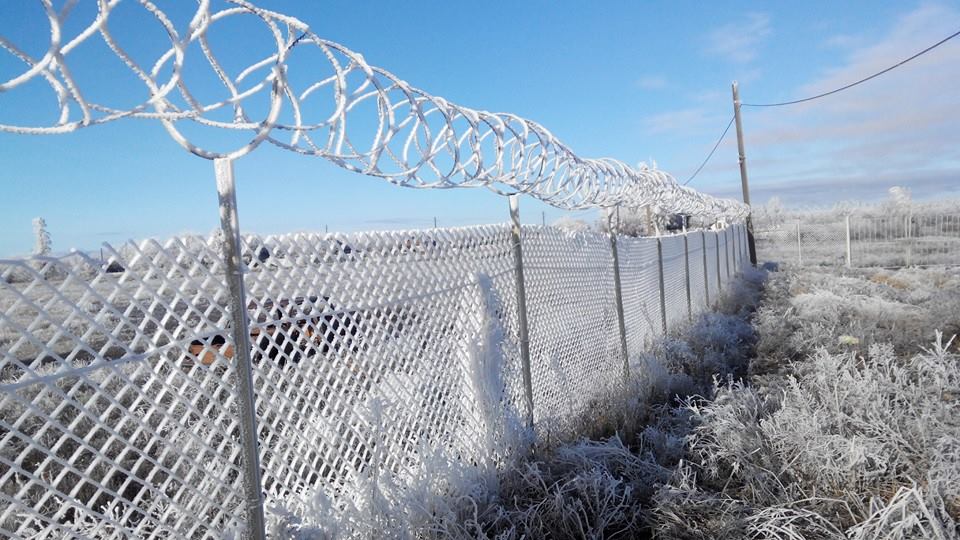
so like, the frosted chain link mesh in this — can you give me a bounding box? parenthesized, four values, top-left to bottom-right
(0, 223, 746, 538)
(686, 232, 709, 316)
(720, 228, 732, 285)
(755, 226, 801, 266)
(237, 226, 526, 517)
(0, 237, 249, 538)
(659, 236, 689, 331)
(705, 232, 721, 301)
(797, 223, 846, 266)
(755, 222, 846, 266)
(618, 236, 661, 359)
(519, 227, 620, 433)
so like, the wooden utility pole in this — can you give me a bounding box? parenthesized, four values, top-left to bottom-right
(732, 81, 757, 265)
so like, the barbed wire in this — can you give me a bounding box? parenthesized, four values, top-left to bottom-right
(0, 0, 748, 220)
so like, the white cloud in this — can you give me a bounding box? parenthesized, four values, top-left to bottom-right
(822, 33, 864, 49)
(642, 108, 716, 134)
(635, 75, 667, 90)
(738, 4, 960, 204)
(705, 13, 772, 63)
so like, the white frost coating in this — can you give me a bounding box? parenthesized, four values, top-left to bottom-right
(463, 273, 528, 466)
(0, 221, 751, 538)
(31, 217, 51, 256)
(273, 273, 530, 535)
(0, 1, 748, 220)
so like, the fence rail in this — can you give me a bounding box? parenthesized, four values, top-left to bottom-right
(755, 214, 960, 268)
(0, 221, 747, 539)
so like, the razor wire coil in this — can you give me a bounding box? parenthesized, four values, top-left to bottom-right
(0, 0, 749, 220)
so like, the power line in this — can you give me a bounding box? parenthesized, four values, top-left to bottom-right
(684, 27, 960, 187)
(742, 28, 960, 107)
(684, 115, 735, 185)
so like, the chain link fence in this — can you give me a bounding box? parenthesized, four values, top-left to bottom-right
(1, 222, 747, 538)
(0, 2, 756, 535)
(755, 214, 960, 268)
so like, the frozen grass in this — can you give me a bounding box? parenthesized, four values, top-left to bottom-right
(650, 265, 960, 539)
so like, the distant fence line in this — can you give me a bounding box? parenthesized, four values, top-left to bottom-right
(0, 221, 747, 539)
(755, 214, 960, 268)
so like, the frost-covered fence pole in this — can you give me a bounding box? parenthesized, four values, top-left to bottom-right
(733, 225, 743, 272)
(702, 231, 711, 306)
(737, 224, 743, 270)
(656, 236, 668, 335)
(715, 233, 723, 293)
(906, 210, 914, 266)
(724, 228, 731, 279)
(731, 227, 737, 271)
(731, 225, 738, 271)
(32, 217, 52, 256)
(845, 215, 852, 268)
(508, 195, 535, 431)
(797, 221, 803, 266)
(683, 234, 692, 322)
(607, 207, 631, 381)
(214, 159, 267, 540)
(742, 224, 749, 264)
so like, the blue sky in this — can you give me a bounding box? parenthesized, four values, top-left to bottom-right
(1, 1, 959, 256)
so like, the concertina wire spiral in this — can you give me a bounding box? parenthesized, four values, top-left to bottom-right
(0, 0, 749, 221)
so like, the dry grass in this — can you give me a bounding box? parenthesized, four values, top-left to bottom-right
(650, 266, 960, 539)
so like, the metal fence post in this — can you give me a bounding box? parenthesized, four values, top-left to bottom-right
(742, 223, 749, 264)
(607, 208, 631, 382)
(845, 215, 852, 268)
(740, 224, 746, 268)
(732, 225, 739, 271)
(656, 236, 668, 335)
(732, 227, 738, 271)
(906, 211, 914, 266)
(702, 231, 710, 307)
(509, 195, 536, 431)
(715, 232, 723, 293)
(797, 221, 803, 266)
(683, 234, 692, 322)
(724, 228, 731, 279)
(214, 159, 267, 540)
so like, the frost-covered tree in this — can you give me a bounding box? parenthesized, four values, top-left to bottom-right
(597, 205, 662, 237)
(754, 197, 785, 230)
(888, 186, 912, 208)
(881, 186, 914, 219)
(32, 217, 51, 256)
(552, 216, 593, 234)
